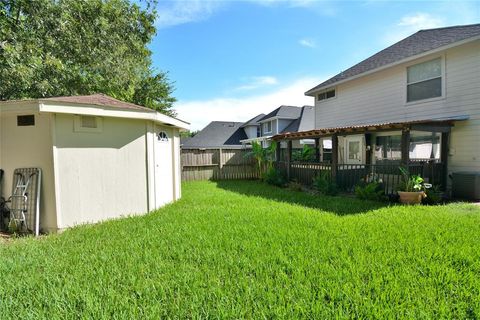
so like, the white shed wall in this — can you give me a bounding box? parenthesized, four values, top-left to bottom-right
(0, 111, 57, 231)
(54, 114, 149, 229)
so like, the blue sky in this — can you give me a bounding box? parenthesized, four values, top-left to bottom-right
(150, 0, 479, 130)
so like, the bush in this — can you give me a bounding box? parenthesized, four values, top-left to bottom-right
(313, 171, 338, 196)
(422, 185, 445, 205)
(355, 181, 387, 202)
(287, 180, 303, 192)
(264, 167, 287, 187)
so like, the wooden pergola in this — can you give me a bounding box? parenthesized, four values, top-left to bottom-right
(272, 116, 469, 187)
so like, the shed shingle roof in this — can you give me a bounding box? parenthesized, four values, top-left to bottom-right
(181, 121, 248, 148)
(41, 93, 155, 112)
(306, 23, 480, 95)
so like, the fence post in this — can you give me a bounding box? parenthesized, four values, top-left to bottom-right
(218, 148, 223, 179)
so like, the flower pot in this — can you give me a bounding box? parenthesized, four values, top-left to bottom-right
(398, 191, 426, 204)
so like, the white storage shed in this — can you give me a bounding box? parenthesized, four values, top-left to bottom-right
(0, 94, 189, 233)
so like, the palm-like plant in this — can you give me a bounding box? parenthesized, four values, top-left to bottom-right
(245, 141, 277, 179)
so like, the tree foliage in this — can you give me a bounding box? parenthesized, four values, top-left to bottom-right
(0, 0, 176, 115)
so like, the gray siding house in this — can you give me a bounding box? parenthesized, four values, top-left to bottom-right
(273, 23, 480, 191)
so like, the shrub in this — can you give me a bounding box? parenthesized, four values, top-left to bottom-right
(355, 181, 387, 202)
(313, 171, 338, 196)
(292, 145, 315, 162)
(264, 167, 287, 187)
(287, 180, 303, 192)
(422, 185, 445, 205)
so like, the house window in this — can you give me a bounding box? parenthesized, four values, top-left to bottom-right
(263, 121, 272, 134)
(74, 115, 103, 133)
(17, 115, 35, 126)
(256, 126, 261, 137)
(407, 58, 442, 102)
(375, 136, 401, 162)
(317, 88, 336, 101)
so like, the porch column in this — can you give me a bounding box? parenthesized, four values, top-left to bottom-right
(286, 140, 293, 180)
(440, 132, 450, 189)
(401, 127, 410, 167)
(331, 133, 338, 180)
(314, 138, 320, 162)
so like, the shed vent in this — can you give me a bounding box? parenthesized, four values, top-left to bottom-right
(452, 172, 480, 200)
(81, 116, 97, 128)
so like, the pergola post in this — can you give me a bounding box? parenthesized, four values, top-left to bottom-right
(314, 138, 320, 162)
(401, 127, 410, 167)
(286, 140, 292, 180)
(365, 133, 372, 166)
(440, 132, 450, 189)
(331, 133, 338, 181)
(275, 140, 281, 162)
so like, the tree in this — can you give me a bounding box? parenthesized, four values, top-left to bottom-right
(0, 0, 176, 116)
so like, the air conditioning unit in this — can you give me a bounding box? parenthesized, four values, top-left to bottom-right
(452, 172, 480, 200)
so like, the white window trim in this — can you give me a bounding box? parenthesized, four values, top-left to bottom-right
(74, 115, 103, 133)
(317, 87, 337, 103)
(263, 121, 272, 134)
(405, 55, 446, 106)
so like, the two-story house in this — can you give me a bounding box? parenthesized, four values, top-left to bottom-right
(240, 105, 317, 149)
(273, 23, 480, 191)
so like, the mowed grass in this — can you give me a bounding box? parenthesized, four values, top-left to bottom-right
(1, 180, 480, 319)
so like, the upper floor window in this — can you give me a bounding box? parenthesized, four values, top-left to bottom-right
(407, 58, 442, 102)
(317, 88, 336, 101)
(263, 121, 272, 134)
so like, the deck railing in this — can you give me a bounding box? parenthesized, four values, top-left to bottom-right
(277, 161, 445, 195)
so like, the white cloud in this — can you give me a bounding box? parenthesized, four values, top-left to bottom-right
(234, 76, 278, 91)
(397, 13, 444, 29)
(156, 1, 224, 29)
(175, 77, 323, 130)
(383, 12, 445, 45)
(299, 38, 316, 48)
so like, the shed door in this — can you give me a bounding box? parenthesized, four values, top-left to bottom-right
(345, 136, 363, 164)
(154, 126, 174, 207)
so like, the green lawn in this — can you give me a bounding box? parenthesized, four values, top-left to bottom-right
(1, 180, 480, 318)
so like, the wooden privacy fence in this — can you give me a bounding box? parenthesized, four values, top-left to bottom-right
(181, 148, 259, 181)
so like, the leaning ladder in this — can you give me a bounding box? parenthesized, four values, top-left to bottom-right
(8, 168, 41, 236)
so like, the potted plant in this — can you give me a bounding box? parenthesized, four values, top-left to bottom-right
(397, 167, 430, 204)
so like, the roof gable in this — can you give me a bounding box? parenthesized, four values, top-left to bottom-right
(306, 23, 480, 95)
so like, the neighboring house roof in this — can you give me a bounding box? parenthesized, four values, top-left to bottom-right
(241, 113, 266, 127)
(0, 93, 189, 129)
(259, 105, 302, 122)
(181, 121, 248, 149)
(281, 106, 314, 133)
(306, 23, 480, 95)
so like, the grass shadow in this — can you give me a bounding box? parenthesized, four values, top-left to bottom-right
(214, 180, 389, 216)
